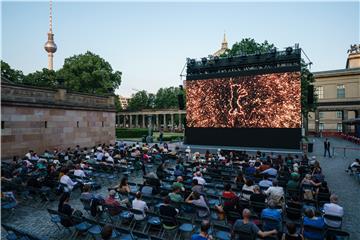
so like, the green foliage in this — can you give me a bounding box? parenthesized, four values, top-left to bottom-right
(221, 38, 274, 56)
(58, 51, 121, 94)
(1, 60, 24, 83)
(23, 68, 57, 88)
(127, 90, 153, 111)
(114, 97, 122, 112)
(154, 87, 184, 109)
(301, 60, 317, 115)
(116, 128, 148, 138)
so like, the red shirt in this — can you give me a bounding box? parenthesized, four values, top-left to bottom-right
(223, 191, 237, 207)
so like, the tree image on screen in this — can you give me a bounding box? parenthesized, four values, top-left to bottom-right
(186, 72, 301, 128)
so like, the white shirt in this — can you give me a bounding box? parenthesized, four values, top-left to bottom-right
(323, 203, 344, 228)
(74, 169, 86, 178)
(60, 175, 77, 192)
(193, 176, 206, 185)
(132, 199, 148, 220)
(106, 156, 114, 163)
(96, 152, 104, 161)
(264, 186, 284, 204)
(25, 153, 31, 160)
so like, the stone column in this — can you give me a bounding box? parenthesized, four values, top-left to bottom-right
(163, 114, 167, 130)
(129, 115, 133, 128)
(156, 114, 159, 130)
(123, 115, 126, 128)
(142, 114, 146, 128)
(315, 110, 320, 136)
(170, 113, 174, 131)
(134, 115, 138, 128)
(178, 113, 182, 131)
(355, 110, 360, 137)
(342, 110, 349, 134)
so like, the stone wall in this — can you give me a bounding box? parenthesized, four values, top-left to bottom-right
(1, 81, 116, 159)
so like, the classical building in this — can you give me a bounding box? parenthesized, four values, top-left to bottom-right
(308, 44, 360, 136)
(1, 79, 116, 159)
(118, 95, 130, 109)
(116, 109, 186, 131)
(213, 33, 228, 57)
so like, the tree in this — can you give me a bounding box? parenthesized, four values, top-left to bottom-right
(221, 38, 274, 56)
(23, 68, 57, 88)
(114, 97, 122, 112)
(127, 90, 152, 111)
(57, 51, 122, 94)
(154, 87, 184, 109)
(1, 60, 24, 83)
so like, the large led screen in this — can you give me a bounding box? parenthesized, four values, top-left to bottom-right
(186, 72, 301, 128)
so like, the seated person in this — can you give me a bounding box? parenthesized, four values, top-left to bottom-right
(323, 194, 344, 228)
(232, 208, 277, 239)
(114, 177, 131, 195)
(264, 179, 284, 207)
(191, 220, 213, 240)
(282, 222, 304, 240)
(58, 192, 76, 227)
(191, 179, 204, 195)
(168, 186, 183, 202)
(105, 190, 127, 215)
(215, 183, 238, 213)
(302, 208, 325, 240)
(144, 172, 161, 194)
(193, 171, 206, 185)
(261, 200, 282, 231)
(132, 191, 148, 221)
(174, 165, 183, 177)
(347, 158, 360, 174)
(101, 224, 113, 240)
(74, 164, 86, 178)
(60, 169, 78, 192)
(172, 176, 185, 192)
(250, 185, 266, 214)
(259, 174, 272, 189)
(159, 196, 179, 229)
(242, 179, 255, 200)
(260, 165, 278, 177)
(287, 172, 300, 191)
(186, 191, 210, 218)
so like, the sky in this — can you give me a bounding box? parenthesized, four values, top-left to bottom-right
(1, 1, 359, 97)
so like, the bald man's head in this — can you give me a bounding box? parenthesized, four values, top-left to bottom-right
(242, 208, 251, 219)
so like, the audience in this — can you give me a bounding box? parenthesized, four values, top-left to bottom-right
(264, 179, 284, 207)
(302, 208, 325, 240)
(186, 191, 210, 218)
(191, 220, 213, 240)
(159, 196, 179, 229)
(132, 191, 148, 221)
(282, 222, 303, 240)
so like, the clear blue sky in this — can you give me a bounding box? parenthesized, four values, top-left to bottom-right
(2, 1, 359, 97)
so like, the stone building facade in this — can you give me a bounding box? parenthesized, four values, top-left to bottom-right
(308, 45, 360, 135)
(1, 80, 116, 159)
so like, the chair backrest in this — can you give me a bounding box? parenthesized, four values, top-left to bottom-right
(303, 224, 325, 239)
(326, 229, 350, 240)
(324, 214, 343, 227)
(285, 207, 302, 220)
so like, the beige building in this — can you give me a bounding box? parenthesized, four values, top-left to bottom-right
(213, 33, 228, 57)
(308, 44, 360, 136)
(1, 79, 116, 159)
(118, 95, 130, 109)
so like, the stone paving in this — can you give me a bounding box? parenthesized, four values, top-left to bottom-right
(2, 137, 359, 239)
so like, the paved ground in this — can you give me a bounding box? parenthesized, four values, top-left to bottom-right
(2, 137, 359, 239)
(309, 136, 360, 239)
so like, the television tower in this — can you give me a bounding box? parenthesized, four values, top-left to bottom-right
(44, 0, 57, 70)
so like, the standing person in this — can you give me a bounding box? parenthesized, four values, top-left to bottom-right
(323, 138, 331, 158)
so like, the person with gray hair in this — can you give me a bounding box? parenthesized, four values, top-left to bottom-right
(323, 194, 344, 228)
(264, 179, 284, 207)
(232, 208, 277, 239)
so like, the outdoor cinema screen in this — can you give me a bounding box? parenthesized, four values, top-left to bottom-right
(186, 72, 301, 128)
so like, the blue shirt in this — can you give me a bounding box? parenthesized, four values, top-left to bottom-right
(259, 179, 273, 188)
(261, 208, 282, 231)
(191, 234, 208, 240)
(261, 168, 277, 176)
(303, 217, 324, 240)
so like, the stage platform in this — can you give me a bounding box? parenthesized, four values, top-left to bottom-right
(117, 140, 303, 155)
(178, 143, 303, 155)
